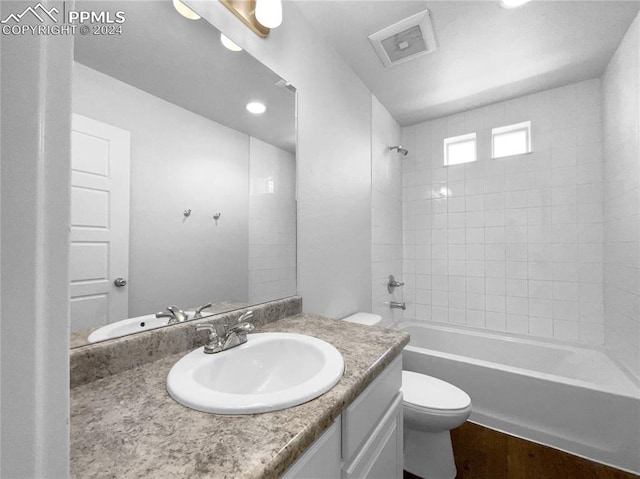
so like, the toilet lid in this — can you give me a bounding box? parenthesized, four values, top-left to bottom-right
(342, 312, 381, 326)
(401, 371, 471, 411)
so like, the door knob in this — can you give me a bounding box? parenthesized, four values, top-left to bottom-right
(114, 277, 127, 287)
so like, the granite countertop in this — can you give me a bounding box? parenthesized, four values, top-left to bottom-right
(71, 314, 409, 479)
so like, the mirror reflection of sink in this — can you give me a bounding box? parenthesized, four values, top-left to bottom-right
(87, 312, 195, 343)
(166, 332, 344, 414)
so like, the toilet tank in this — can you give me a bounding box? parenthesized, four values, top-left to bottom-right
(342, 313, 382, 327)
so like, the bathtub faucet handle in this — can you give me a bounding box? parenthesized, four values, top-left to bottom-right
(387, 274, 405, 293)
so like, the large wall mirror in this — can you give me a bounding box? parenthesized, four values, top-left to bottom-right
(70, 1, 296, 348)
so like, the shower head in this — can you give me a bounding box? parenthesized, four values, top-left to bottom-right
(389, 145, 409, 156)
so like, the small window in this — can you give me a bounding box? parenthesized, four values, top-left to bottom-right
(444, 133, 476, 166)
(492, 121, 531, 159)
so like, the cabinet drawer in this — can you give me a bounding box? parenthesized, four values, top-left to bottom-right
(343, 392, 403, 479)
(342, 355, 402, 459)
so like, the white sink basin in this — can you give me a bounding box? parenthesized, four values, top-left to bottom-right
(87, 312, 195, 343)
(166, 332, 344, 414)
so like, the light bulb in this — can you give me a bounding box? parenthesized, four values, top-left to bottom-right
(246, 102, 267, 114)
(220, 33, 243, 52)
(173, 0, 200, 20)
(255, 0, 282, 29)
(499, 0, 532, 8)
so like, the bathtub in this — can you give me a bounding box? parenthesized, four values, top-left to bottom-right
(395, 320, 640, 474)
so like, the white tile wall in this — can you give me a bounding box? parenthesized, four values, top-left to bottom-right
(248, 137, 297, 304)
(402, 79, 606, 345)
(371, 96, 403, 327)
(602, 13, 640, 379)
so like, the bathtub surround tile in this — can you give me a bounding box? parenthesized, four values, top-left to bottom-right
(529, 316, 554, 338)
(579, 322, 605, 345)
(402, 79, 607, 346)
(603, 12, 640, 379)
(248, 138, 296, 305)
(70, 296, 302, 388)
(506, 314, 529, 334)
(450, 308, 467, 324)
(485, 312, 507, 331)
(432, 305, 449, 323)
(554, 319, 580, 342)
(466, 310, 485, 328)
(372, 96, 403, 327)
(529, 298, 553, 319)
(71, 314, 409, 479)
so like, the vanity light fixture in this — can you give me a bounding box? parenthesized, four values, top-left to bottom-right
(499, 0, 532, 8)
(246, 102, 267, 114)
(172, 0, 201, 20)
(220, 33, 243, 51)
(220, 0, 270, 38)
(255, 0, 282, 29)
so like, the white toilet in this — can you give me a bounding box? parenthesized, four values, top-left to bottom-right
(343, 313, 472, 479)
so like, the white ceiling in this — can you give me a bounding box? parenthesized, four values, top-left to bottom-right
(74, 1, 296, 152)
(295, 0, 640, 126)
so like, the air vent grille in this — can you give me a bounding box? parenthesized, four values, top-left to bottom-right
(369, 10, 437, 68)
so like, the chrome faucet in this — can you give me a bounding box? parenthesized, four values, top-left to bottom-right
(194, 302, 213, 319)
(387, 274, 405, 293)
(195, 310, 255, 354)
(195, 324, 223, 354)
(389, 301, 406, 310)
(156, 305, 188, 325)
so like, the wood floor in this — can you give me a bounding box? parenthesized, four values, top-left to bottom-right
(403, 422, 640, 479)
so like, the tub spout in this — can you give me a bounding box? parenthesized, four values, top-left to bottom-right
(389, 301, 406, 310)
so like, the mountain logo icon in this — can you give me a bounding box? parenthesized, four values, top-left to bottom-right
(1, 3, 59, 24)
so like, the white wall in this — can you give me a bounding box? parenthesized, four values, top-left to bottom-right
(0, 1, 71, 476)
(73, 63, 249, 321)
(1, 1, 380, 472)
(191, 1, 373, 318)
(602, 13, 640, 379)
(249, 137, 296, 304)
(402, 79, 606, 345)
(371, 96, 403, 327)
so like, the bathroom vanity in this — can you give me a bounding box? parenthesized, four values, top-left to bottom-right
(70, 302, 409, 478)
(282, 355, 403, 478)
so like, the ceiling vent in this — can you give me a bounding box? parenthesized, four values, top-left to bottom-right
(368, 10, 437, 68)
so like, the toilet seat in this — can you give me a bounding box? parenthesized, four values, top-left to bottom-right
(402, 371, 471, 413)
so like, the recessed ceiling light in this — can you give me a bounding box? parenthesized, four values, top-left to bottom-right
(499, 0, 532, 8)
(173, 0, 200, 20)
(246, 102, 267, 114)
(220, 33, 243, 52)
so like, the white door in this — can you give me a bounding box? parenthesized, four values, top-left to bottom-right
(70, 114, 130, 331)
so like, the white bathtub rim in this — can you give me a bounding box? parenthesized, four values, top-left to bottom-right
(395, 320, 640, 399)
(395, 318, 609, 356)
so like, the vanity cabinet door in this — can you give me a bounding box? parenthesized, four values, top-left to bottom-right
(282, 357, 403, 479)
(281, 420, 342, 479)
(342, 393, 403, 479)
(342, 356, 402, 459)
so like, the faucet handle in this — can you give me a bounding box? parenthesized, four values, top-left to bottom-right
(194, 302, 213, 319)
(196, 323, 217, 336)
(228, 322, 255, 334)
(196, 324, 221, 354)
(156, 310, 178, 325)
(236, 310, 254, 324)
(168, 305, 188, 322)
(387, 275, 405, 293)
